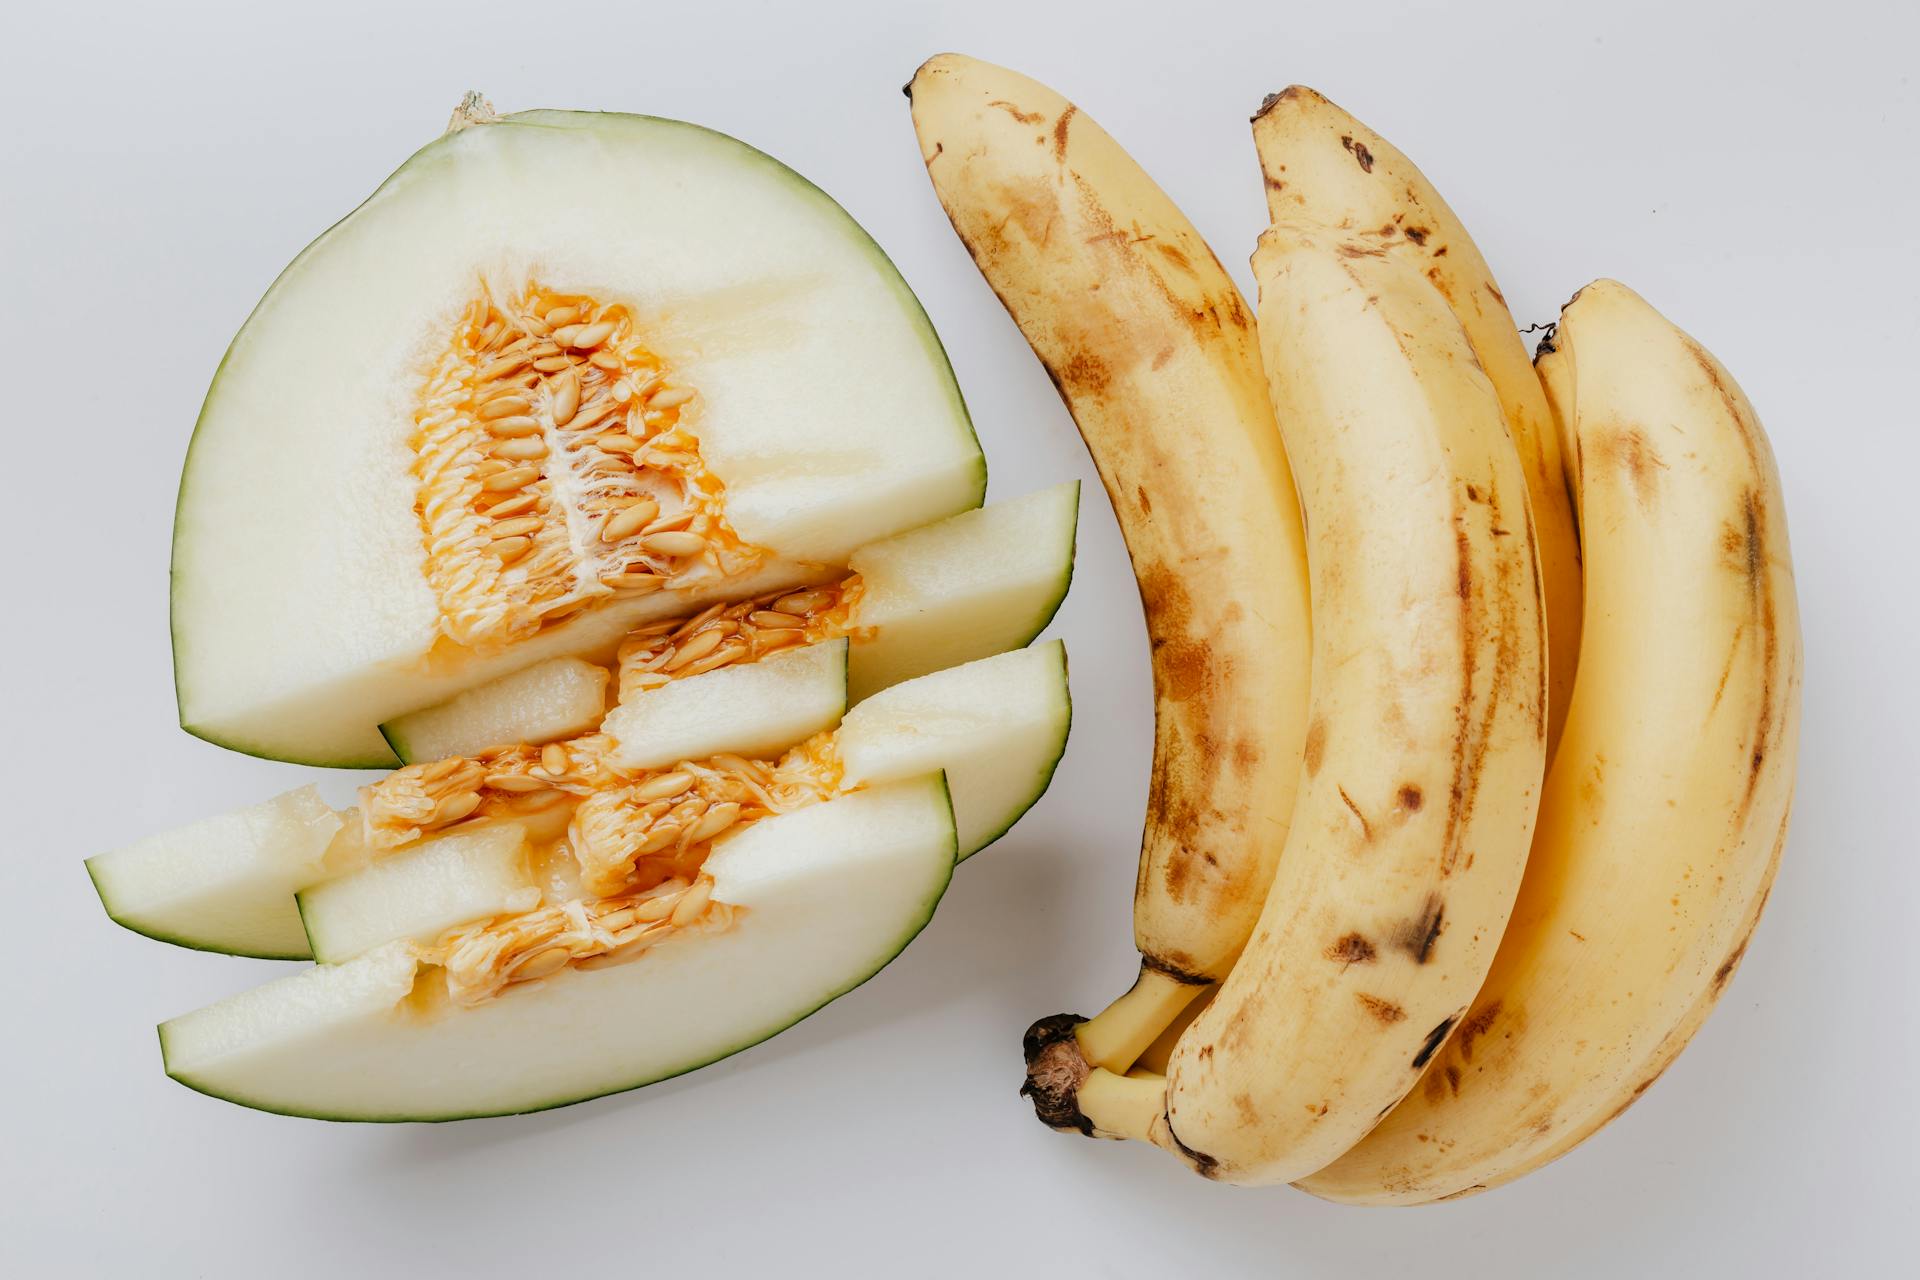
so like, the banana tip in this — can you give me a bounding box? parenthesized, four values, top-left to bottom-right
(1250, 85, 1311, 123)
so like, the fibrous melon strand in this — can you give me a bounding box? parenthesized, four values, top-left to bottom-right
(411, 280, 766, 652)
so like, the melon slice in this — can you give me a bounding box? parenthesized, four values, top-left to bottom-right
(375, 483, 1080, 763)
(298, 824, 535, 964)
(603, 639, 847, 771)
(380, 658, 609, 763)
(160, 777, 956, 1121)
(85, 788, 343, 959)
(844, 481, 1077, 700)
(89, 638, 849, 958)
(838, 641, 1070, 857)
(173, 101, 984, 768)
(296, 643, 1070, 962)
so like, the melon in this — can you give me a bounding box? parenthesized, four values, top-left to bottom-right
(85, 788, 343, 959)
(90, 637, 853, 958)
(173, 98, 985, 768)
(374, 482, 1079, 763)
(295, 642, 1070, 963)
(837, 642, 1071, 856)
(161, 778, 957, 1121)
(296, 823, 537, 965)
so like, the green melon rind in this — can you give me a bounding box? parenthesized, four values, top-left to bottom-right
(291, 890, 329, 966)
(161, 776, 958, 1122)
(375, 721, 411, 766)
(1030, 482, 1078, 638)
(172, 108, 981, 769)
(959, 645, 1073, 861)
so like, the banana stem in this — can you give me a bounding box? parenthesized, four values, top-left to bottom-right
(1132, 982, 1217, 1075)
(1074, 964, 1206, 1074)
(1079, 1068, 1170, 1143)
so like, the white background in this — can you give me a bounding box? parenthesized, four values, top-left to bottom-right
(4, 1, 1915, 1275)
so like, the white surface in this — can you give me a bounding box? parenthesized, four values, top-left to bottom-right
(2, 0, 1914, 1274)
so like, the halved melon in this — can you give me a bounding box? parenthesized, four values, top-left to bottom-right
(161, 777, 956, 1121)
(373, 482, 1079, 764)
(174, 100, 984, 768)
(89, 638, 851, 958)
(296, 642, 1070, 962)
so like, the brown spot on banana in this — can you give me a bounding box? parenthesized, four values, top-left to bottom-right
(1051, 105, 1075, 160)
(1140, 954, 1213, 987)
(1595, 427, 1667, 506)
(1398, 894, 1447, 964)
(1452, 1000, 1502, 1062)
(1326, 933, 1377, 965)
(1412, 1015, 1459, 1070)
(1303, 718, 1327, 777)
(1435, 1184, 1489, 1202)
(1711, 939, 1749, 993)
(1733, 490, 1783, 831)
(988, 99, 1044, 125)
(1357, 993, 1407, 1024)
(1337, 786, 1372, 841)
(1168, 1129, 1222, 1179)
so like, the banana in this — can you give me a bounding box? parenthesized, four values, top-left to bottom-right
(907, 54, 1313, 1088)
(1300, 280, 1800, 1204)
(1086, 211, 1547, 1183)
(1251, 87, 1584, 760)
(1131, 985, 1215, 1076)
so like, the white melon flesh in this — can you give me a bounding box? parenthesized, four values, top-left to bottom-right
(299, 824, 533, 964)
(87, 788, 342, 959)
(374, 485, 1080, 757)
(381, 658, 610, 763)
(838, 641, 1071, 856)
(290, 641, 1071, 962)
(160, 777, 956, 1121)
(173, 108, 984, 768)
(846, 481, 1079, 701)
(604, 639, 847, 771)
(85, 640, 849, 961)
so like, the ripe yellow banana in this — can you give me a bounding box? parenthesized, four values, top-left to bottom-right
(908, 54, 1313, 1090)
(1301, 280, 1800, 1204)
(1081, 213, 1547, 1183)
(1251, 87, 1583, 760)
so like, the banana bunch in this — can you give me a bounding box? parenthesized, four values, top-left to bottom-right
(910, 55, 1799, 1201)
